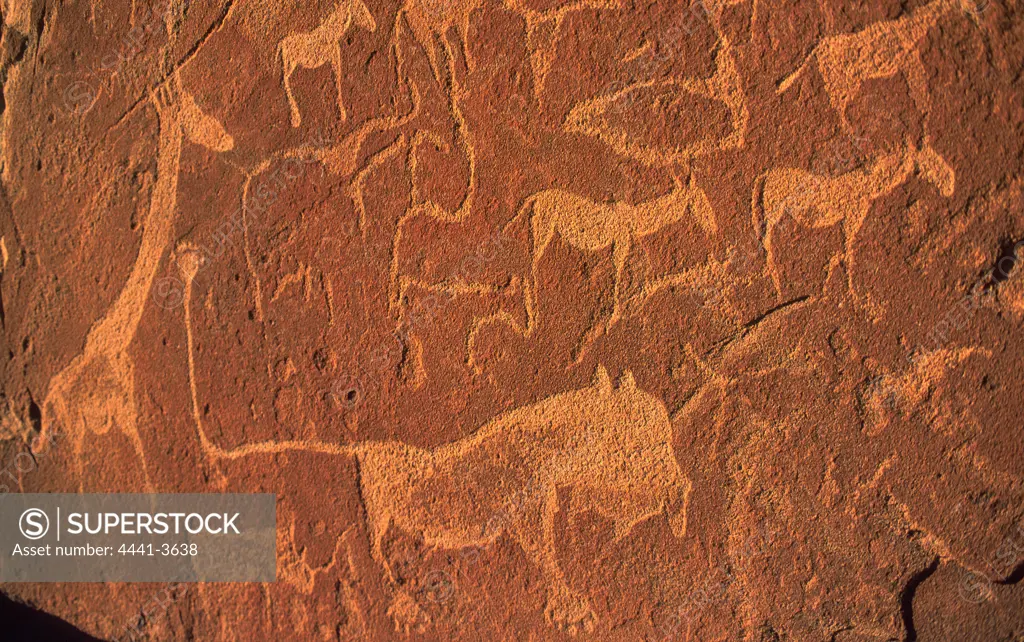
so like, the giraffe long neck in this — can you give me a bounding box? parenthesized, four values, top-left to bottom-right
(89, 115, 183, 352)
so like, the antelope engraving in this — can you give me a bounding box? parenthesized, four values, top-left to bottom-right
(349, 367, 688, 634)
(777, 0, 958, 130)
(42, 73, 233, 490)
(466, 177, 716, 368)
(752, 140, 955, 299)
(405, 0, 623, 93)
(539, 177, 715, 339)
(533, 177, 716, 325)
(278, 0, 377, 128)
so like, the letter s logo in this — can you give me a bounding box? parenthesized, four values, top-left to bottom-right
(19, 508, 50, 540)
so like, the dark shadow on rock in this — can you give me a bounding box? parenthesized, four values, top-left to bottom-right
(0, 593, 104, 641)
(900, 557, 940, 642)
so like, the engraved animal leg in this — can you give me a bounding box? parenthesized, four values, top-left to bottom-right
(369, 485, 432, 635)
(370, 518, 391, 576)
(352, 0, 377, 31)
(832, 86, 855, 134)
(843, 218, 857, 301)
(776, 48, 816, 94)
(765, 218, 783, 301)
(280, 44, 303, 128)
(338, 476, 397, 633)
(572, 238, 632, 365)
(915, 141, 956, 197)
(424, 30, 447, 87)
(362, 487, 398, 584)
(513, 486, 596, 635)
(529, 203, 555, 335)
(665, 481, 690, 539)
(751, 171, 769, 246)
(336, 528, 371, 639)
(904, 56, 932, 122)
(332, 45, 348, 123)
(760, 181, 788, 302)
(714, 46, 749, 150)
(842, 203, 869, 303)
(609, 237, 631, 327)
(814, 56, 855, 133)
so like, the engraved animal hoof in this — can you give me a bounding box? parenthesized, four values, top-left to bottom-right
(387, 590, 430, 634)
(544, 590, 596, 635)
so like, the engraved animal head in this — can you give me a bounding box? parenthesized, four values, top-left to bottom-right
(627, 176, 717, 240)
(666, 483, 688, 538)
(182, 91, 235, 152)
(163, 71, 233, 152)
(591, 365, 688, 538)
(592, 366, 671, 432)
(352, 0, 377, 31)
(591, 368, 679, 470)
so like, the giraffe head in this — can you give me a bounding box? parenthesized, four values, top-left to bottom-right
(165, 73, 234, 153)
(180, 92, 234, 152)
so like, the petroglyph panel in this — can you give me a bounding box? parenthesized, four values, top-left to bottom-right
(2, 0, 1023, 640)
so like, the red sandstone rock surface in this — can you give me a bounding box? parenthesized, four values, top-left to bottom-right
(1, 0, 1023, 640)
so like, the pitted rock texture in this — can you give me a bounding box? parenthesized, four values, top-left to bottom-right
(1, 0, 1024, 640)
